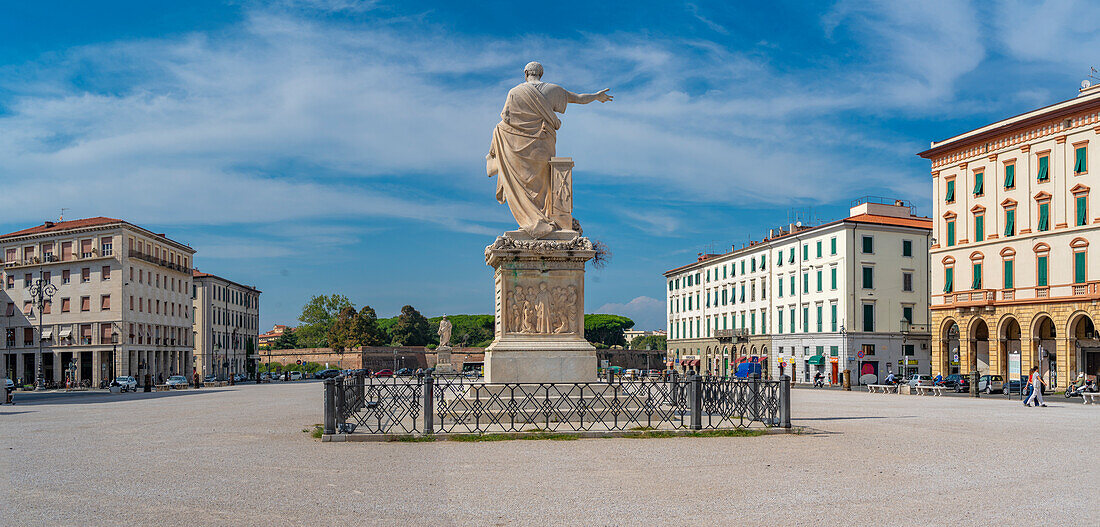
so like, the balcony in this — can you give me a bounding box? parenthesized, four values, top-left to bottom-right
(127, 249, 191, 274)
(2, 251, 110, 269)
(942, 289, 996, 307)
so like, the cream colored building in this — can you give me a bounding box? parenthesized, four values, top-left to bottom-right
(920, 83, 1100, 390)
(1, 217, 195, 387)
(665, 199, 932, 384)
(192, 270, 260, 380)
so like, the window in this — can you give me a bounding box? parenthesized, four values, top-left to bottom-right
(830, 304, 837, 332)
(5, 275, 11, 288)
(777, 310, 783, 333)
(944, 267, 954, 293)
(1037, 154, 1049, 181)
(1003, 258, 1014, 289)
(803, 273, 809, 293)
(23, 301, 33, 316)
(100, 237, 113, 256)
(903, 306, 913, 324)
(61, 298, 70, 312)
(43, 300, 51, 314)
(862, 304, 875, 332)
(830, 237, 837, 255)
(1076, 194, 1088, 227)
(816, 305, 823, 332)
(81, 268, 90, 283)
(903, 272, 913, 292)
(23, 273, 31, 287)
(788, 308, 795, 333)
(778, 279, 783, 297)
(789, 275, 795, 295)
(1074, 250, 1087, 284)
(1037, 255, 1048, 287)
(789, 248, 794, 264)
(971, 262, 982, 290)
(1004, 163, 1015, 189)
(902, 240, 912, 257)
(946, 179, 956, 202)
(816, 270, 822, 292)
(1037, 201, 1050, 232)
(862, 267, 873, 289)
(830, 267, 837, 290)
(946, 219, 956, 246)
(802, 306, 809, 333)
(830, 345, 839, 357)
(803, 245, 809, 261)
(776, 253, 782, 268)
(101, 295, 111, 311)
(43, 271, 51, 283)
(973, 170, 984, 196)
(1004, 207, 1016, 237)
(1074, 145, 1087, 174)
(751, 259, 756, 273)
(101, 265, 110, 280)
(974, 213, 985, 242)
(862, 235, 873, 254)
(740, 261, 745, 274)
(816, 241, 822, 258)
(80, 296, 91, 312)
(904, 345, 915, 356)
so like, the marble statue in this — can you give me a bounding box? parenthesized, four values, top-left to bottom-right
(486, 62, 612, 239)
(437, 315, 452, 349)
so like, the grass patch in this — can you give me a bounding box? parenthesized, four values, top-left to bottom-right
(629, 426, 655, 431)
(306, 424, 323, 439)
(390, 435, 437, 442)
(625, 428, 765, 439)
(449, 432, 579, 442)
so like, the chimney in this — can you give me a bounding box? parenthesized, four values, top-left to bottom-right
(43, 221, 55, 228)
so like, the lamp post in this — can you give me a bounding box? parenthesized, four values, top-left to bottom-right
(29, 273, 57, 390)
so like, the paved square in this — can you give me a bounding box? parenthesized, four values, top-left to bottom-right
(2, 383, 1096, 525)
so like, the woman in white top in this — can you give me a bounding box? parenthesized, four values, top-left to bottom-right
(1025, 366, 1047, 407)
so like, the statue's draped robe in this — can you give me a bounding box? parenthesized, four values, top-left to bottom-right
(489, 81, 569, 238)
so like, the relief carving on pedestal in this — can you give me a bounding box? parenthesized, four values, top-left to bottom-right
(506, 282, 578, 335)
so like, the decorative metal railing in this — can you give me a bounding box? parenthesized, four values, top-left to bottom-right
(324, 373, 790, 436)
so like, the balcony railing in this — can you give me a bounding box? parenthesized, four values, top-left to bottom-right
(939, 281, 1100, 307)
(127, 249, 191, 274)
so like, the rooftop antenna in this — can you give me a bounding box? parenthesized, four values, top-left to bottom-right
(1083, 67, 1100, 90)
(59, 208, 69, 222)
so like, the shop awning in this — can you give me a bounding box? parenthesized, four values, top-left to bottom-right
(808, 355, 825, 365)
(40, 329, 52, 340)
(58, 328, 72, 338)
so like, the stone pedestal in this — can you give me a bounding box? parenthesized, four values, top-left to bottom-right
(484, 230, 597, 383)
(434, 346, 455, 374)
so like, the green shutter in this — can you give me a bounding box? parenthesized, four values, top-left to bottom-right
(1077, 196, 1088, 226)
(1037, 156, 1049, 181)
(803, 245, 808, 260)
(946, 180, 955, 202)
(830, 267, 837, 289)
(816, 306, 823, 332)
(831, 304, 837, 331)
(1037, 256, 1048, 287)
(1004, 209, 1015, 237)
(947, 221, 955, 246)
(944, 268, 954, 293)
(903, 240, 912, 257)
(1075, 146, 1087, 174)
(1004, 259, 1014, 289)
(974, 215, 984, 242)
(789, 249, 794, 264)
(803, 307, 809, 332)
(971, 263, 982, 290)
(816, 270, 822, 291)
(1004, 164, 1015, 188)
(803, 273, 808, 293)
(830, 237, 836, 255)
(830, 346, 838, 357)
(862, 267, 873, 289)
(1075, 252, 1086, 284)
(863, 304, 874, 332)
(973, 171, 984, 195)
(816, 241, 822, 258)
(1038, 203, 1049, 231)
(862, 236, 873, 254)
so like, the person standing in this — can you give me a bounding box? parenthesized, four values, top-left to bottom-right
(1025, 366, 1046, 407)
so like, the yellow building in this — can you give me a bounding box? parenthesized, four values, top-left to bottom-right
(919, 83, 1100, 390)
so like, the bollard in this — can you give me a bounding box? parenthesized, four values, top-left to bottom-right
(323, 378, 336, 435)
(842, 369, 851, 391)
(689, 373, 702, 430)
(423, 374, 434, 435)
(970, 370, 980, 398)
(779, 375, 791, 428)
(669, 371, 680, 407)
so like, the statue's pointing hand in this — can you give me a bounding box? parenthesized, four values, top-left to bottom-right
(595, 88, 613, 103)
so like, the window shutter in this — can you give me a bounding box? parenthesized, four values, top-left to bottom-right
(1038, 203, 1049, 231)
(971, 263, 982, 290)
(1003, 260, 1014, 289)
(947, 221, 955, 246)
(1075, 252, 1086, 284)
(975, 215, 984, 242)
(1004, 209, 1015, 237)
(1004, 164, 1015, 188)
(1077, 196, 1088, 226)
(1075, 147, 1087, 174)
(973, 171, 984, 195)
(1037, 256, 1048, 286)
(946, 180, 955, 202)
(944, 268, 954, 293)
(1037, 156, 1049, 181)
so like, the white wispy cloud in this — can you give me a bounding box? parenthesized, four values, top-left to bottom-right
(595, 296, 666, 331)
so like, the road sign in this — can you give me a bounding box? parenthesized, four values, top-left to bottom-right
(296, 360, 302, 365)
(952, 353, 959, 362)
(857, 350, 865, 359)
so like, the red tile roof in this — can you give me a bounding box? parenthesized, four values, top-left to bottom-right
(0, 217, 124, 239)
(846, 213, 932, 230)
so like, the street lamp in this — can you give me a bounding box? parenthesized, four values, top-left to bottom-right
(29, 274, 57, 390)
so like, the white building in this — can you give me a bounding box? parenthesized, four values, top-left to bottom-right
(664, 199, 932, 384)
(1, 217, 195, 387)
(192, 270, 261, 380)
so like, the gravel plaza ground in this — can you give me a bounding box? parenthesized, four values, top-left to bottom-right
(2, 381, 1097, 526)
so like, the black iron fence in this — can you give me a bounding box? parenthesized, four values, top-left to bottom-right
(324, 373, 791, 436)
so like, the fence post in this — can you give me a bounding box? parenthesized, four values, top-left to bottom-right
(689, 373, 702, 430)
(323, 378, 336, 435)
(423, 374, 434, 435)
(751, 374, 761, 422)
(356, 373, 365, 412)
(779, 375, 791, 429)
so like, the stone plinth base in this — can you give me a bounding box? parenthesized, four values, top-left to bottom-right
(434, 346, 455, 374)
(483, 345, 597, 384)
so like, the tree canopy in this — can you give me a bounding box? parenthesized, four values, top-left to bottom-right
(629, 335, 667, 351)
(584, 314, 635, 348)
(296, 294, 353, 348)
(390, 305, 432, 346)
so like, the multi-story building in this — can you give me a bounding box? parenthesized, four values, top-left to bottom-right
(259, 324, 291, 348)
(192, 270, 260, 380)
(664, 199, 932, 384)
(919, 83, 1100, 390)
(1, 217, 195, 387)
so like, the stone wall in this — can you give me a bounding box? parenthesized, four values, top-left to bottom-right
(257, 346, 485, 372)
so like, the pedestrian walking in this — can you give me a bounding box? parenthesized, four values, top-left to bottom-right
(1025, 366, 1046, 407)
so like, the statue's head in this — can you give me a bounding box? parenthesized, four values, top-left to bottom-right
(524, 61, 544, 80)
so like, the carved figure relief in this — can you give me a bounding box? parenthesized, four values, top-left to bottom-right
(506, 282, 578, 335)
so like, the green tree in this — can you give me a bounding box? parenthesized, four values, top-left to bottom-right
(356, 306, 388, 346)
(328, 306, 362, 352)
(270, 328, 299, 350)
(427, 314, 495, 348)
(629, 335, 667, 351)
(584, 314, 635, 348)
(296, 294, 353, 348)
(390, 305, 431, 346)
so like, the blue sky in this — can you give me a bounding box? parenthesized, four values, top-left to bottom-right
(1, 0, 1098, 331)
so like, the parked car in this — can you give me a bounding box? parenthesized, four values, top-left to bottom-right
(374, 369, 394, 378)
(166, 375, 188, 388)
(622, 369, 641, 380)
(203, 374, 218, 383)
(646, 369, 662, 378)
(289, 371, 303, 381)
(978, 374, 1004, 394)
(395, 368, 413, 377)
(938, 374, 969, 392)
(112, 376, 138, 392)
(315, 369, 341, 379)
(1003, 378, 1026, 395)
(232, 373, 248, 383)
(907, 374, 934, 387)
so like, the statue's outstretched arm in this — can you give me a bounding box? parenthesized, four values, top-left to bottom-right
(567, 88, 613, 104)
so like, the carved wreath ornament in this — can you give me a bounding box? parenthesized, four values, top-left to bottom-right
(484, 235, 593, 260)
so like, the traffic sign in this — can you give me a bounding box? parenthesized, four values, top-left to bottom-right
(857, 350, 865, 359)
(296, 360, 302, 365)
